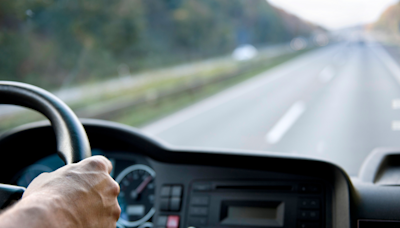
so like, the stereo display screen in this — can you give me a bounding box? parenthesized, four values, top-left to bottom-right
(220, 201, 285, 227)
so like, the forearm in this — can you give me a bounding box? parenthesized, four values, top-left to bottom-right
(0, 193, 75, 228)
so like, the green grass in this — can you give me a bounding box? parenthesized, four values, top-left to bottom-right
(113, 49, 311, 127)
(0, 48, 312, 132)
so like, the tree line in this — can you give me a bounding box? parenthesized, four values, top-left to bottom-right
(0, 0, 322, 89)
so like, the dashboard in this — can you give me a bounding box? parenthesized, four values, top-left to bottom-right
(1, 119, 400, 228)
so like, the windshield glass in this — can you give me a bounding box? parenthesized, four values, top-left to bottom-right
(1, 0, 400, 176)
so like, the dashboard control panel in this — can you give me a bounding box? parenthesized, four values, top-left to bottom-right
(185, 181, 325, 228)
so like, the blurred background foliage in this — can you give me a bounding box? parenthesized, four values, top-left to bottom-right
(0, 0, 320, 90)
(372, 1, 400, 41)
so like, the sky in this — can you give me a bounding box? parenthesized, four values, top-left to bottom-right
(267, 0, 399, 30)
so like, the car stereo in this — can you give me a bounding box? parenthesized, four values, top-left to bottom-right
(186, 180, 325, 228)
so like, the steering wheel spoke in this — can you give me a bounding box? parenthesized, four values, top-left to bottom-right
(0, 184, 25, 209)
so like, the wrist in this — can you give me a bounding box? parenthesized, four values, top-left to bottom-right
(0, 193, 76, 228)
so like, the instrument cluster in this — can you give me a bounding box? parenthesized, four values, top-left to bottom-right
(12, 150, 156, 228)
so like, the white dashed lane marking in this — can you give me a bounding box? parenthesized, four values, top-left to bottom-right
(266, 101, 306, 144)
(392, 121, 400, 131)
(318, 65, 335, 83)
(392, 99, 400, 109)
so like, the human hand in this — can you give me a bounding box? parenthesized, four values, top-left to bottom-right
(21, 155, 121, 228)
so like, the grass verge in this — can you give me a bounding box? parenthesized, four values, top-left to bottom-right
(113, 49, 312, 127)
(0, 48, 313, 132)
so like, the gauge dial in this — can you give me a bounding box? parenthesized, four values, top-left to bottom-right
(115, 164, 156, 227)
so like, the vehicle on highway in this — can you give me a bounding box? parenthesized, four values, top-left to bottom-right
(1, 0, 400, 228)
(232, 44, 258, 61)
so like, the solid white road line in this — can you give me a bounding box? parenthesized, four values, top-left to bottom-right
(265, 101, 306, 144)
(371, 43, 400, 132)
(371, 43, 400, 86)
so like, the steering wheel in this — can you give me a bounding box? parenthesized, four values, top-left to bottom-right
(0, 81, 91, 208)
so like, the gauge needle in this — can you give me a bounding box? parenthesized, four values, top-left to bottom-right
(131, 175, 153, 200)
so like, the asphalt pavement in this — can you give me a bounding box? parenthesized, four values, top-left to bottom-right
(142, 41, 400, 176)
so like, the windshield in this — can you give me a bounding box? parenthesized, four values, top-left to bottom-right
(1, 0, 400, 176)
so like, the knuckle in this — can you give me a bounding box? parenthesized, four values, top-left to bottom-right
(111, 180, 120, 196)
(113, 203, 121, 220)
(86, 157, 108, 171)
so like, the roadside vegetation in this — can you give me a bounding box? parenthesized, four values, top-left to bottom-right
(370, 1, 400, 45)
(0, 0, 324, 131)
(0, 47, 313, 131)
(0, 0, 322, 89)
(113, 48, 313, 126)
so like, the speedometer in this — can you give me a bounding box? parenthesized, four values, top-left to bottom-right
(115, 164, 156, 227)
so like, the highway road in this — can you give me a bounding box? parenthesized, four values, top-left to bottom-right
(142, 41, 400, 176)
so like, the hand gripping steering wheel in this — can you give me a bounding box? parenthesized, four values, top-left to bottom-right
(0, 81, 91, 208)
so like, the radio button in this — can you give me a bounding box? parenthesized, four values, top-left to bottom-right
(309, 211, 320, 220)
(299, 199, 308, 208)
(299, 184, 321, 194)
(191, 196, 209, 206)
(299, 210, 307, 219)
(299, 210, 320, 220)
(299, 199, 320, 209)
(309, 199, 320, 208)
(190, 207, 209, 216)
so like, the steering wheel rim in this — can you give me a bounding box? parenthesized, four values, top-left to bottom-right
(0, 81, 91, 164)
